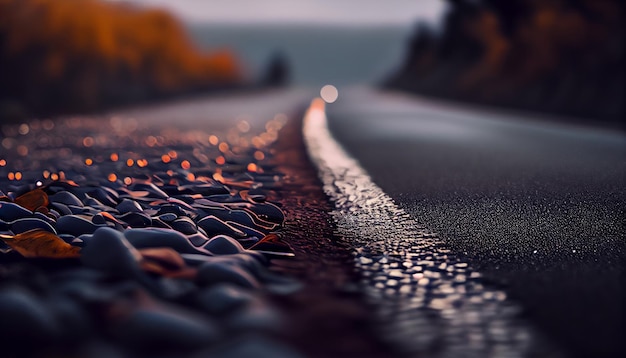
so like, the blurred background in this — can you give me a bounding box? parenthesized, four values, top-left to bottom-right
(0, 0, 623, 126)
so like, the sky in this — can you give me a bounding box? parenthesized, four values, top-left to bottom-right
(117, 0, 447, 26)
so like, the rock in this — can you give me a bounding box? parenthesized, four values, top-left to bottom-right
(197, 261, 260, 289)
(124, 228, 207, 254)
(197, 216, 245, 238)
(0, 202, 31, 221)
(193, 335, 303, 358)
(115, 308, 218, 351)
(10, 217, 57, 234)
(56, 215, 103, 236)
(170, 216, 197, 235)
(117, 212, 151, 227)
(116, 198, 143, 214)
(196, 283, 254, 315)
(204, 235, 245, 255)
(81, 227, 141, 275)
(49, 191, 84, 207)
(157, 213, 178, 222)
(0, 289, 59, 348)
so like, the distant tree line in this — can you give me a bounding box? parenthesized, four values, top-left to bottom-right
(0, 0, 243, 119)
(385, 0, 623, 126)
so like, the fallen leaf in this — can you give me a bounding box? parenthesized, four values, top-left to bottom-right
(249, 233, 294, 257)
(14, 189, 49, 211)
(0, 229, 80, 258)
(138, 247, 197, 279)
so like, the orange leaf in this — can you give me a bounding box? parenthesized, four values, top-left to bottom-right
(14, 189, 49, 211)
(249, 233, 294, 257)
(0, 229, 80, 258)
(138, 247, 197, 279)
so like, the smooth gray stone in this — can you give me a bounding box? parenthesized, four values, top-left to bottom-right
(86, 188, 118, 207)
(204, 235, 244, 255)
(246, 202, 285, 225)
(57, 215, 102, 236)
(11, 217, 57, 234)
(117, 212, 151, 227)
(187, 232, 209, 247)
(50, 202, 72, 216)
(157, 205, 187, 217)
(197, 216, 245, 238)
(197, 261, 260, 289)
(50, 191, 84, 207)
(170, 216, 197, 235)
(116, 308, 218, 350)
(157, 213, 178, 222)
(116, 198, 143, 214)
(0, 202, 32, 221)
(195, 283, 253, 315)
(0, 289, 59, 345)
(33, 211, 56, 226)
(81, 227, 141, 275)
(124, 228, 207, 254)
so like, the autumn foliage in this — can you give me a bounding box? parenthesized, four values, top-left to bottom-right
(387, 0, 624, 124)
(0, 0, 242, 116)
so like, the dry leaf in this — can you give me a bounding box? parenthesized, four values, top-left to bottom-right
(249, 233, 294, 257)
(0, 229, 80, 258)
(138, 247, 197, 279)
(14, 189, 49, 211)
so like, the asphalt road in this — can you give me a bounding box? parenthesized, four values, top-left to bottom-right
(325, 87, 625, 357)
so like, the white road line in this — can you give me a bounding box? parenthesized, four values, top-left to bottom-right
(302, 98, 559, 358)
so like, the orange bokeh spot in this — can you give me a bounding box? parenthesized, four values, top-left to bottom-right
(124, 177, 132, 185)
(82, 137, 94, 147)
(253, 151, 265, 161)
(108, 173, 117, 182)
(218, 142, 229, 153)
(168, 150, 178, 159)
(247, 163, 258, 172)
(0, 159, 6, 166)
(85, 158, 93, 166)
(137, 159, 148, 167)
(110, 153, 119, 161)
(126, 158, 134, 166)
(7, 172, 15, 180)
(209, 135, 219, 145)
(181, 160, 191, 170)
(161, 154, 171, 163)
(43, 170, 51, 179)
(215, 156, 225, 165)
(50, 173, 59, 181)
(187, 173, 195, 181)
(15, 172, 22, 180)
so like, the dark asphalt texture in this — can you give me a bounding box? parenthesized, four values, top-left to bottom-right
(326, 88, 625, 358)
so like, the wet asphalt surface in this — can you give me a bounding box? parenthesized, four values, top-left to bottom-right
(326, 88, 625, 358)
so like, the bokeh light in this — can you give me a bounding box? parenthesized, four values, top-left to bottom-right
(320, 84, 339, 103)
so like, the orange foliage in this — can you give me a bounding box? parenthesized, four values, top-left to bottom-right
(0, 0, 242, 113)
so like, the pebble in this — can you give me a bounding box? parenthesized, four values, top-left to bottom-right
(204, 235, 245, 255)
(0, 289, 59, 347)
(197, 261, 261, 289)
(124, 228, 208, 254)
(56, 215, 103, 236)
(0, 109, 299, 357)
(0, 202, 32, 221)
(115, 308, 219, 351)
(81, 227, 142, 275)
(196, 283, 254, 314)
